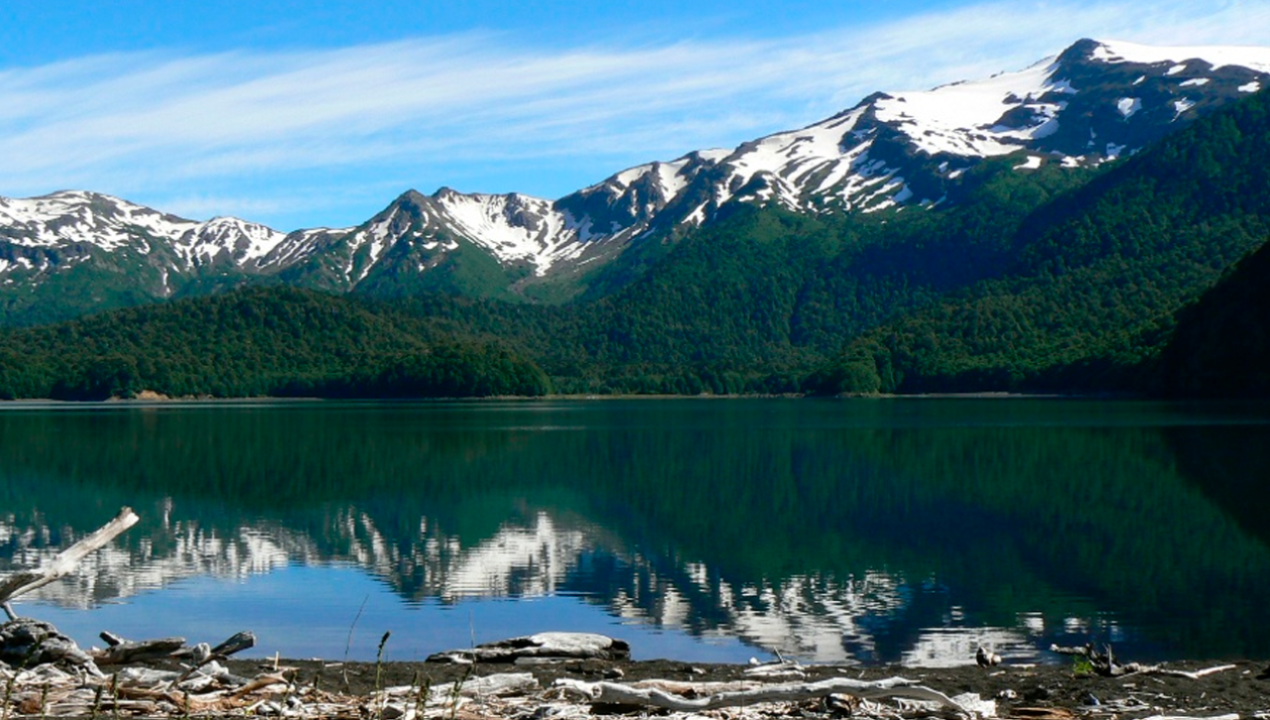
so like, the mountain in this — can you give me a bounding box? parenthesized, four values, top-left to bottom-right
(2, 38, 1269, 325)
(807, 76, 1270, 395)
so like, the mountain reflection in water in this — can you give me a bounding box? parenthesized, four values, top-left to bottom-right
(2, 399, 1269, 665)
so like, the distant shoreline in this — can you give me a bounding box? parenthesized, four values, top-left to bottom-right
(0, 390, 1116, 405)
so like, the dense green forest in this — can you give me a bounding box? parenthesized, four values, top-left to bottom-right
(3, 88, 1270, 400)
(0, 288, 551, 400)
(809, 85, 1270, 395)
(1153, 234, 1270, 397)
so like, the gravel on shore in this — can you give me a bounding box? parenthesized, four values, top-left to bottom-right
(222, 656, 1270, 718)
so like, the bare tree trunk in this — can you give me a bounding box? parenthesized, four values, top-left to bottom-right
(0, 507, 140, 607)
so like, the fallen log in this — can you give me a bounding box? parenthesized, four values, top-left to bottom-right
(427, 632, 630, 664)
(92, 629, 255, 675)
(744, 659, 806, 679)
(94, 635, 188, 666)
(554, 675, 975, 714)
(0, 507, 140, 614)
(1138, 664, 1238, 680)
(176, 630, 256, 681)
(1048, 645, 1235, 680)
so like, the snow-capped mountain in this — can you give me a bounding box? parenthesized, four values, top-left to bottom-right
(2, 38, 1269, 321)
(0, 190, 298, 269)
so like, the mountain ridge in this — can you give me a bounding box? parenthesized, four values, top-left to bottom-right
(3, 38, 1270, 324)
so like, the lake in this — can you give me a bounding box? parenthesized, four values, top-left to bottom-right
(2, 398, 1270, 667)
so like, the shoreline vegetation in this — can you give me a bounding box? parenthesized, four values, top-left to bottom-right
(0, 389, 1098, 404)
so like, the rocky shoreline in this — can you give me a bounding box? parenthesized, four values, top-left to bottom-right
(205, 655, 1270, 719)
(2, 630, 1269, 718)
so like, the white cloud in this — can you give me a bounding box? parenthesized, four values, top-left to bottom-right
(0, 0, 1267, 229)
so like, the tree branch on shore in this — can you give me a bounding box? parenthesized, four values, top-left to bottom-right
(1048, 644, 1236, 679)
(0, 507, 140, 616)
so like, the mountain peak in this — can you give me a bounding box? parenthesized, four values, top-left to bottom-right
(4, 38, 1270, 322)
(1056, 37, 1104, 62)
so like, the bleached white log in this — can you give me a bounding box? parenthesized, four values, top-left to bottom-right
(744, 661, 807, 679)
(553, 676, 971, 713)
(1148, 664, 1238, 680)
(457, 673, 540, 698)
(1112, 663, 1238, 680)
(0, 507, 140, 604)
(427, 632, 630, 663)
(375, 675, 535, 700)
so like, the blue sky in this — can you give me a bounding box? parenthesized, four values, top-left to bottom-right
(1, 0, 1267, 230)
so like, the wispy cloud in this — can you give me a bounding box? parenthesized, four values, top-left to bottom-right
(1, 0, 1267, 228)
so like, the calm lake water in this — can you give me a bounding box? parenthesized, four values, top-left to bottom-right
(3, 398, 1270, 667)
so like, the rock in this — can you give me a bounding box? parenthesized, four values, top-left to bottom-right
(976, 646, 1002, 667)
(426, 632, 631, 664)
(1024, 686, 1051, 702)
(0, 618, 100, 675)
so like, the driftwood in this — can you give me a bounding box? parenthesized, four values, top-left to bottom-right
(94, 634, 188, 666)
(744, 659, 807, 679)
(1049, 644, 1235, 680)
(177, 630, 256, 681)
(554, 676, 978, 714)
(0, 507, 140, 617)
(428, 632, 630, 664)
(92, 629, 255, 680)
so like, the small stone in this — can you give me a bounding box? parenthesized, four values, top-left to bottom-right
(1024, 686, 1051, 702)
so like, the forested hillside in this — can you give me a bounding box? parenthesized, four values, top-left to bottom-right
(0, 288, 551, 400)
(1153, 237, 1270, 397)
(4, 88, 1270, 400)
(809, 85, 1270, 395)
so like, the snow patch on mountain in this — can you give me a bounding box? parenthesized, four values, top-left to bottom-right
(872, 59, 1067, 158)
(185, 216, 288, 265)
(1092, 40, 1270, 72)
(0, 191, 199, 251)
(1117, 97, 1143, 118)
(431, 190, 584, 275)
